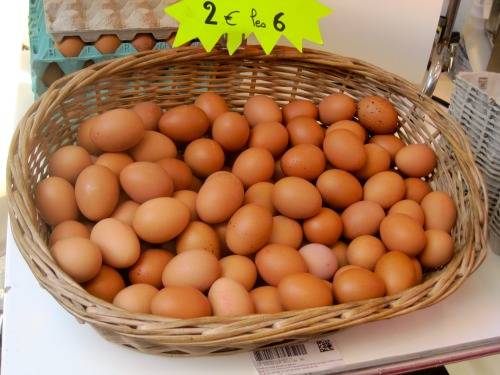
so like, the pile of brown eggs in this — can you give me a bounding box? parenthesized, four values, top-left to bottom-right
(35, 91, 457, 318)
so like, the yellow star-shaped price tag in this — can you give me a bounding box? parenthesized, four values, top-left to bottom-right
(165, 0, 332, 54)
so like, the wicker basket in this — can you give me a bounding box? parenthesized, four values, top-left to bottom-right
(7, 45, 489, 356)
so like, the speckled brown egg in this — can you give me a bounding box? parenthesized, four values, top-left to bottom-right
(357, 96, 399, 134)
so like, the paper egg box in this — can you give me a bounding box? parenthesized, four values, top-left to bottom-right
(43, 0, 180, 43)
(29, 0, 178, 98)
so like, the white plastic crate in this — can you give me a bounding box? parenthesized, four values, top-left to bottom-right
(449, 71, 500, 254)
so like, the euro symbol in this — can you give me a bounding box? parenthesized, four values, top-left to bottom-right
(224, 10, 240, 26)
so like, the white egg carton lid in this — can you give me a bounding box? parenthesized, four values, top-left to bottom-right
(43, 0, 180, 43)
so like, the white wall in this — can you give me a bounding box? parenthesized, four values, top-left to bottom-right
(441, 0, 475, 32)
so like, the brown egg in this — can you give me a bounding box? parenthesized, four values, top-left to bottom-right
(196, 171, 244, 223)
(194, 91, 230, 126)
(128, 248, 174, 288)
(89, 108, 145, 152)
(332, 267, 386, 304)
(77, 116, 103, 156)
(332, 264, 363, 282)
(420, 190, 457, 232)
(151, 286, 212, 318)
(119, 161, 174, 203)
(418, 229, 455, 269)
(212, 221, 231, 257)
(113, 284, 159, 314)
(132, 196, 190, 243)
(341, 200, 386, 240)
(156, 158, 193, 191)
(326, 119, 368, 142)
(159, 105, 210, 142)
(363, 170, 406, 209)
(183, 138, 225, 178)
(35, 176, 80, 227)
(272, 176, 323, 219)
(110, 200, 140, 226)
(82, 264, 126, 302)
(50, 237, 102, 283)
(176, 220, 221, 258)
(395, 144, 437, 178)
(41, 62, 64, 88)
(54, 36, 86, 57)
(282, 99, 318, 124)
(219, 254, 258, 291)
(211, 112, 250, 152)
(48, 145, 92, 184)
(94, 34, 122, 54)
(318, 92, 357, 126)
(388, 199, 425, 225)
(49, 220, 91, 247)
(346, 235, 386, 271)
(127, 130, 177, 162)
(298, 243, 339, 280)
(352, 143, 391, 181)
(162, 249, 221, 292)
(357, 96, 399, 134)
(75, 165, 120, 221)
(379, 213, 426, 257)
(374, 250, 417, 295)
(404, 177, 432, 203)
(172, 189, 199, 221)
(331, 240, 348, 268)
(131, 101, 164, 131)
(243, 181, 276, 215)
(243, 95, 282, 127)
(302, 207, 343, 246)
(90, 217, 141, 268)
(273, 158, 286, 182)
(208, 277, 255, 316)
(286, 116, 325, 147)
(249, 286, 284, 314)
(226, 203, 274, 256)
(280, 144, 326, 180)
(268, 215, 303, 248)
(316, 169, 363, 210)
(278, 272, 333, 310)
(323, 129, 367, 172)
(94, 152, 134, 177)
(247, 121, 289, 157)
(254, 244, 308, 286)
(368, 134, 405, 165)
(412, 257, 423, 284)
(231, 147, 275, 188)
(130, 33, 157, 51)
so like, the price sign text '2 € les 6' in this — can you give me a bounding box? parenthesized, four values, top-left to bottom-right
(165, 0, 332, 54)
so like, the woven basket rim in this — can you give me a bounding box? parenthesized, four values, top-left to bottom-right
(7, 45, 490, 356)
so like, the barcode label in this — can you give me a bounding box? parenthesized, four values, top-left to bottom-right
(253, 344, 308, 362)
(251, 335, 344, 375)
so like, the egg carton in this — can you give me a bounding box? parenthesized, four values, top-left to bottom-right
(28, 0, 180, 98)
(43, 0, 180, 43)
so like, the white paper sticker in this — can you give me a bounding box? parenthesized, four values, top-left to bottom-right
(250, 335, 344, 375)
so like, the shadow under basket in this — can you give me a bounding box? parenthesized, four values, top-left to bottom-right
(7, 45, 490, 356)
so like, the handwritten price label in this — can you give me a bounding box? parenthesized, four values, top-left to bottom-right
(165, 0, 332, 54)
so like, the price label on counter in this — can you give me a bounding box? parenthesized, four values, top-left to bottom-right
(165, 0, 332, 54)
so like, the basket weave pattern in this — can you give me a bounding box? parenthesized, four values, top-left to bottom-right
(7, 46, 489, 356)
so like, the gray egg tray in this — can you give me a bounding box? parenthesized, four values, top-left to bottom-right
(43, 0, 180, 43)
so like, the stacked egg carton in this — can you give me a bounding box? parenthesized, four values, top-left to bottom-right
(29, 0, 180, 98)
(449, 71, 500, 255)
